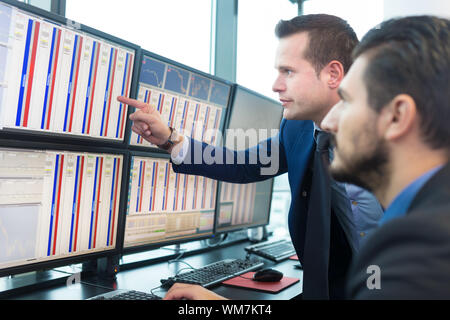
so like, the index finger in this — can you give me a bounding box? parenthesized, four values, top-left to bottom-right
(117, 96, 151, 112)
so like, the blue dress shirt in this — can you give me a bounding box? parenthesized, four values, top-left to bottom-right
(379, 165, 443, 226)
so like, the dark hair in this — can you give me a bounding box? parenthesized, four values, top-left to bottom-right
(353, 15, 450, 150)
(275, 14, 358, 74)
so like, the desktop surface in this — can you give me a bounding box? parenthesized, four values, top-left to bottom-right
(6, 240, 303, 300)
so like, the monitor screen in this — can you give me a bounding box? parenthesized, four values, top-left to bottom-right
(0, 1, 135, 142)
(0, 146, 123, 276)
(123, 153, 217, 250)
(215, 85, 283, 233)
(129, 52, 231, 148)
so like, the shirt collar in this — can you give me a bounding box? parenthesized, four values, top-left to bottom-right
(313, 123, 322, 142)
(379, 164, 443, 226)
(313, 122, 321, 132)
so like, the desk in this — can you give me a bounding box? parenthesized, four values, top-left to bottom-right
(7, 241, 303, 300)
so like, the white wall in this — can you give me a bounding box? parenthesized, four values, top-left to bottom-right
(384, 0, 450, 20)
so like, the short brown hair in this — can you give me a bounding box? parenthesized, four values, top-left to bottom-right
(353, 15, 450, 150)
(275, 14, 358, 75)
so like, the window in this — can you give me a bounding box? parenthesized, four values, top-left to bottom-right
(236, 1, 297, 236)
(236, 0, 298, 100)
(19, 0, 51, 12)
(303, 0, 384, 40)
(65, 0, 213, 73)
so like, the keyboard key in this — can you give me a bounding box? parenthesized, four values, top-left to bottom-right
(245, 239, 296, 262)
(160, 258, 264, 288)
(88, 290, 162, 300)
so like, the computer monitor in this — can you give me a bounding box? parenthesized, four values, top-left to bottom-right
(0, 141, 126, 277)
(0, 0, 137, 143)
(122, 151, 217, 251)
(129, 51, 231, 149)
(215, 85, 283, 233)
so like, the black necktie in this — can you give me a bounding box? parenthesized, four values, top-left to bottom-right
(302, 130, 332, 299)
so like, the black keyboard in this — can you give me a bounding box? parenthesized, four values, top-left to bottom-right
(88, 290, 162, 300)
(245, 239, 296, 262)
(160, 257, 264, 288)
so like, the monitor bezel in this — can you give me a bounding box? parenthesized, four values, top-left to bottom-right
(214, 179, 275, 235)
(213, 84, 282, 235)
(224, 84, 283, 131)
(0, 138, 129, 277)
(0, 0, 141, 148)
(127, 49, 233, 153)
(119, 149, 217, 254)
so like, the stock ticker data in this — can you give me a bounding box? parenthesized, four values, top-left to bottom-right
(130, 55, 230, 149)
(0, 2, 135, 141)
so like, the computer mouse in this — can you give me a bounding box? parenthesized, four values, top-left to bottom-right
(252, 268, 283, 282)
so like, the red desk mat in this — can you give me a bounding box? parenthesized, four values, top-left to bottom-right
(222, 272, 300, 293)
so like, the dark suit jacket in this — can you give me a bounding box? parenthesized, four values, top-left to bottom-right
(173, 119, 358, 299)
(347, 161, 450, 299)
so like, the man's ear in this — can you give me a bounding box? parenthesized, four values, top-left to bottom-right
(322, 60, 344, 89)
(380, 94, 417, 141)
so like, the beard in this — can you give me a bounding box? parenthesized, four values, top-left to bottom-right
(329, 134, 390, 194)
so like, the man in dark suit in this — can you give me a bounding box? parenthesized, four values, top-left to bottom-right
(119, 15, 383, 300)
(321, 15, 450, 299)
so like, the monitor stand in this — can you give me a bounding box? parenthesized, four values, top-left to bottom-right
(86, 255, 120, 280)
(247, 226, 264, 242)
(167, 244, 191, 276)
(168, 243, 184, 263)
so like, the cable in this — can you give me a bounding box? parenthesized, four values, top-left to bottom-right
(150, 284, 164, 296)
(174, 266, 197, 276)
(169, 259, 196, 271)
(167, 249, 187, 264)
(160, 246, 186, 252)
